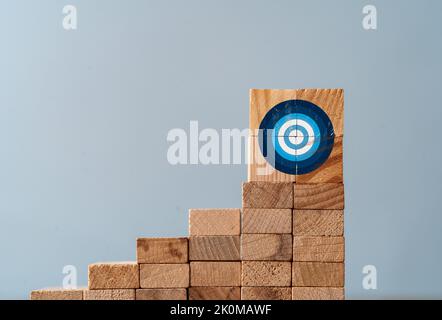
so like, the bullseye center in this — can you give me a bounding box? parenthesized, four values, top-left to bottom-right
(289, 130, 304, 145)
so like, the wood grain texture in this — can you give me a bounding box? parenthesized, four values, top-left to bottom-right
(243, 182, 293, 208)
(249, 89, 344, 137)
(30, 288, 83, 300)
(293, 236, 345, 262)
(293, 183, 344, 210)
(190, 262, 241, 287)
(139, 264, 189, 288)
(241, 234, 292, 261)
(293, 210, 344, 236)
(296, 137, 343, 183)
(241, 261, 291, 287)
(189, 287, 240, 300)
(189, 209, 241, 236)
(137, 238, 188, 264)
(248, 135, 296, 182)
(241, 287, 291, 300)
(242, 208, 292, 234)
(83, 289, 135, 300)
(189, 236, 240, 261)
(292, 262, 344, 287)
(88, 262, 139, 289)
(292, 287, 344, 300)
(136, 289, 187, 300)
(295, 89, 344, 137)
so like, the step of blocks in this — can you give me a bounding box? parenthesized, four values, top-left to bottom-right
(31, 88, 345, 301)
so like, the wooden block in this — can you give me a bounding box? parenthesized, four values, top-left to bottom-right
(241, 287, 291, 300)
(83, 289, 135, 300)
(189, 209, 240, 236)
(292, 287, 344, 300)
(296, 136, 343, 183)
(293, 236, 345, 262)
(295, 89, 344, 137)
(136, 289, 187, 300)
(190, 262, 241, 287)
(243, 182, 293, 208)
(241, 234, 292, 261)
(189, 236, 240, 261)
(292, 262, 344, 287)
(293, 210, 344, 236)
(189, 287, 240, 300)
(30, 288, 83, 300)
(241, 261, 291, 287)
(140, 264, 189, 288)
(249, 89, 344, 137)
(293, 183, 344, 209)
(242, 208, 292, 234)
(88, 262, 139, 289)
(137, 237, 188, 264)
(248, 135, 296, 182)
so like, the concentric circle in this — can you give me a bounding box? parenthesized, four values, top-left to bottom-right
(258, 100, 334, 175)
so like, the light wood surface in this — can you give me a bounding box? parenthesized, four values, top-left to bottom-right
(189, 209, 241, 236)
(243, 182, 293, 208)
(292, 262, 344, 287)
(88, 262, 139, 289)
(136, 289, 187, 300)
(293, 236, 345, 262)
(189, 287, 240, 300)
(292, 287, 344, 300)
(83, 289, 135, 300)
(241, 234, 292, 261)
(139, 264, 189, 288)
(293, 210, 344, 236)
(241, 287, 292, 300)
(242, 208, 292, 234)
(190, 262, 241, 287)
(294, 183, 344, 209)
(241, 261, 291, 287)
(189, 236, 240, 261)
(137, 237, 188, 264)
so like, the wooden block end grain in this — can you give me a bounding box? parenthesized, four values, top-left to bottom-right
(249, 89, 344, 137)
(241, 234, 292, 261)
(294, 183, 344, 210)
(137, 237, 188, 264)
(292, 287, 344, 300)
(189, 236, 240, 261)
(30, 288, 84, 300)
(241, 287, 291, 300)
(293, 210, 344, 236)
(189, 287, 240, 300)
(88, 262, 139, 289)
(140, 264, 189, 288)
(292, 262, 344, 287)
(293, 236, 345, 262)
(136, 289, 187, 300)
(190, 262, 241, 287)
(242, 182, 293, 209)
(189, 209, 240, 236)
(242, 209, 292, 234)
(83, 289, 135, 300)
(242, 261, 291, 287)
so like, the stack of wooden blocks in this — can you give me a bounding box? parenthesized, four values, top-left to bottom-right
(31, 89, 345, 300)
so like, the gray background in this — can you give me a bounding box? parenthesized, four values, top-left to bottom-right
(0, 0, 441, 299)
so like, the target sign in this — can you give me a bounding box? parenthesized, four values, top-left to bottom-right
(258, 100, 335, 175)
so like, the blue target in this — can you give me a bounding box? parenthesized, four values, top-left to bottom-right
(258, 100, 334, 175)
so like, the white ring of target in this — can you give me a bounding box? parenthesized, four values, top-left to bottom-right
(277, 135, 316, 156)
(276, 119, 317, 157)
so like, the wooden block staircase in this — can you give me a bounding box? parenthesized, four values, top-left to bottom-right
(31, 89, 345, 300)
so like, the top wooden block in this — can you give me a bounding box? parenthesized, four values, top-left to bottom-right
(137, 238, 188, 263)
(189, 209, 241, 236)
(249, 89, 344, 137)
